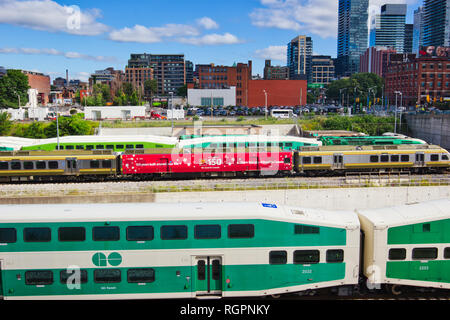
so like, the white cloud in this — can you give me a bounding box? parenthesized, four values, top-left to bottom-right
(0, 47, 117, 62)
(109, 23, 199, 43)
(196, 17, 219, 29)
(178, 33, 243, 46)
(254, 45, 287, 62)
(250, 0, 419, 39)
(0, 0, 109, 36)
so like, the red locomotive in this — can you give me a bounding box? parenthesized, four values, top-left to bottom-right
(121, 150, 293, 177)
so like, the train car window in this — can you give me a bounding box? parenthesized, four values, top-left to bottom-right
(102, 160, 112, 168)
(156, 144, 163, 148)
(127, 226, 154, 241)
(278, 143, 283, 147)
(11, 162, 21, 170)
(96, 145, 104, 150)
(293, 250, 320, 264)
(0, 162, 8, 170)
(76, 145, 84, 150)
(294, 224, 319, 234)
(93, 226, 120, 241)
(442, 155, 449, 160)
(380, 155, 389, 162)
(94, 269, 121, 283)
(248, 143, 257, 147)
(90, 160, 100, 168)
(86, 145, 94, 150)
(194, 225, 221, 239)
(286, 143, 293, 147)
(444, 248, 450, 259)
(60, 269, 88, 284)
(48, 161, 59, 169)
(23, 162, 34, 170)
(58, 227, 86, 242)
(228, 224, 254, 239)
(430, 154, 439, 161)
(326, 249, 344, 263)
(25, 271, 53, 285)
(197, 260, 206, 280)
(65, 145, 74, 150)
(238, 143, 245, 148)
(126, 145, 134, 149)
(389, 248, 406, 260)
(36, 161, 46, 169)
(390, 155, 399, 162)
(313, 157, 322, 164)
(135, 144, 144, 149)
(412, 248, 438, 260)
(401, 155, 410, 162)
(161, 225, 188, 240)
(302, 157, 311, 164)
(0, 228, 16, 243)
(369, 155, 379, 163)
(269, 251, 287, 264)
(267, 142, 272, 147)
(24, 227, 51, 242)
(116, 145, 124, 149)
(127, 268, 155, 283)
(106, 145, 114, 150)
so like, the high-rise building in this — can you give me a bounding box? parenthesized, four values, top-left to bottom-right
(404, 24, 414, 53)
(336, 0, 369, 77)
(370, 4, 407, 53)
(413, 6, 424, 53)
(264, 60, 289, 80)
(127, 54, 187, 95)
(185, 60, 194, 84)
(311, 56, 335, 85)
(287, 35, 313, 82)
(422, 0, 450, 47)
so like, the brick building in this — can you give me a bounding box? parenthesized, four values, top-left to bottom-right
(247, 79, 307, 107)
(385, 56, 450, 106)
(264, 60, 289, 80)
(22, 70, 51, 105)
(125, 67, 154, 91)
(195, 61, 252, 106)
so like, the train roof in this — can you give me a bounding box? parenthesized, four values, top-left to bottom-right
(23, 135, 178, 146)
(0, 202, 359, 229)
(0, 136, 38, 150)
(298, 144, 447, 152)
(178, 135, 322, 147)
(356, 199, 450, 228)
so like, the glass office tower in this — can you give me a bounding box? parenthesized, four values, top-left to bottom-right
(422, 0, 450, 47)
(287, 35, 313, 82)
(370, 4, 407, 53)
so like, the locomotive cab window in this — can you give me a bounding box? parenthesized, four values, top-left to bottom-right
(93, 226, 120, 241)
(58, 227, 86, 242)
(0, 228, 16, 243)
(228, 224, 254, 239)
(25, 271, 53, 285)
(24, 227, 51, 242)
(326, 249, 344, 263)
(127, 226, 154, 241)
(442, 154, 449, 160)
(430, 154, 439, 161)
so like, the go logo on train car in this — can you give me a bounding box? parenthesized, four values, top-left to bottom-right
(92, 252, 123, 267)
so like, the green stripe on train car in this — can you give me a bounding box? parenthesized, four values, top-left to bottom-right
(0, 219, 347, 252)
(387, 219, 450, 245)
(1, 263, 346, 297)
(386, 260, 450, 284)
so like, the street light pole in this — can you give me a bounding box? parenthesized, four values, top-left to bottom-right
(56, 104, 60, 149)
(263, 90, 267, 120)
(394, 91, 402, 134)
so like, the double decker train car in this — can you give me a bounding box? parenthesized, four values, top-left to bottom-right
(0, 202, 361, 300)
(320, 135, 427, 146)
(0, 200, 448, 300)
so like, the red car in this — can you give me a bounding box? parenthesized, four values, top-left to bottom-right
(121, 151, 293, 177)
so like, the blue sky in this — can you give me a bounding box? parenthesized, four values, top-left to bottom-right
(0, 0, 421, 82)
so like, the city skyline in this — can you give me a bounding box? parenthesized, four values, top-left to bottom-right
(0, 0, 423, 82)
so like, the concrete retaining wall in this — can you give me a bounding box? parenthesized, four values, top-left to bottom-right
(2, 186, 448, 210)
(405, 114, 450, 150)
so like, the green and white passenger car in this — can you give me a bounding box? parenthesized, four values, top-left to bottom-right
(358, 199, 450, 291)
(0, 202, 360, 300)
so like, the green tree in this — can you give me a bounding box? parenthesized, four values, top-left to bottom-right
(22, 121, 47, 138)
(0, 111, 12, 135)
(0, 69, 30, 108)
(44, 116, 92, 137)
(144, 79, 158, 99)
(176, 84, 187, 98)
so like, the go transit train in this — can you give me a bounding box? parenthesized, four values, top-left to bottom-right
(0, 200, 448, 299)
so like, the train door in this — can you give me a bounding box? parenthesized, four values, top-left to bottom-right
(333, 153, 344, 170)
(193, 256, 222, 297)
(415, 152, 425, 167)
(65, 157, 79, 175)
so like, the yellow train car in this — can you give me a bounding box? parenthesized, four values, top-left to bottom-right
(0, 150, 118, 182)
(294, 145, 450, 174)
